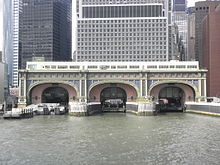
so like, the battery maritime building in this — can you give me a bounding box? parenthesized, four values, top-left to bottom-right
(74, 0, 172, 62)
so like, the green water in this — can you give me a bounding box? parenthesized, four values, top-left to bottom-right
(0, 113, 220, 165)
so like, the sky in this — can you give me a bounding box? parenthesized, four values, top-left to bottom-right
(0, 0, 3, 51)
(0, 0, 205, 52)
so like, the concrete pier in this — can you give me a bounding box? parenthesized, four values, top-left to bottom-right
(186, 102, 220, 117)
(69, 102, 88, 116)
(69, 102, 157, 116)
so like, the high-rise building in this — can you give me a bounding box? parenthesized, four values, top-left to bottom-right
(74, 0, 172, 62)
(187, 7, 195, 61)
(172, 0, 187, 61)
(0, 51, 2, 62)
(3, 0, 13, 86)
(173, 0, 186, 11)
(12, 0, 20, 86)
(19, 0, 72, 69)
(202, 4, 220, 97)
(0, 60, 9, 104)
(195, 1, 220, 65)
(3, 0, 22, 87)
(170, 24, 181, 60)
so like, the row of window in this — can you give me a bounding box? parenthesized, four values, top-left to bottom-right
(78, 51, 167, 55)
(78, 37, 167, 42)
(82, 0, 164, 5)
(78, 28, 166, 33)
(78, 33, 166, 37)
(78, 55, 166, 59)
(82, 5, 163, 18)
(78, 45, 166, 49)
(78, 19, 166, 24)
(78, 42, 167, 46)
(78, 23, 166, 28)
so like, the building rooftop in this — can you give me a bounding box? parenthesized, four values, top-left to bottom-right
(25, 61, 201, 71)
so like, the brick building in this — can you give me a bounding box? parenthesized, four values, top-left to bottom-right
(202, 4, 220, 97)
(195, 1, 220, 66)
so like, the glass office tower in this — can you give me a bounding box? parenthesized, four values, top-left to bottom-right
(19, 0, 72, 69)
(172, 0, 187, 61)
(3, 0, 13, 85)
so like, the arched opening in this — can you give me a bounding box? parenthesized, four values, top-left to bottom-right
(158, 86, 185, 112)
(42, 87, 69, 105)
(100, 87, 127, 112)
(29, 83, 77, 105)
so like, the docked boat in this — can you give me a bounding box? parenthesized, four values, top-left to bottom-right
(3, 108, 33, 119)
(102, 99, 126, 112)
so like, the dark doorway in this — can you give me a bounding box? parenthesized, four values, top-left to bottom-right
(42, 87, 69, 104)
(100, 87, 127, 112)
(158, 86, 185, 112)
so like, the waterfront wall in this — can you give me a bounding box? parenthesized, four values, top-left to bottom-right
(186, 102, 220, 114)
(69, 102, 156, 116)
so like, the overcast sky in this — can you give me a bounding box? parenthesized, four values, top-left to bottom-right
(0, 0, 204, 52)
(0, 0, 3, 51)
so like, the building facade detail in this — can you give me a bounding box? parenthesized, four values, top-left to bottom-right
(18, 61, 207, 106)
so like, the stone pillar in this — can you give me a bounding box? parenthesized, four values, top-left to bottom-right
(140, 80, 143, 97)
(204, 79, 207, 97)
(84, 79, 87, 102)
(18, 76, 27, 108)
(198, 79, 202, 102)
(137, 102, 156, 116)
(79, 80, 82, 102)
(69, 102, 88, 116)
(24, 74, 27, 99)
(145, 80, 148, 97)
(18, 78, 22, 99)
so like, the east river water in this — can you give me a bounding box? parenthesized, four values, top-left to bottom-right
(0, 113, 220, 165)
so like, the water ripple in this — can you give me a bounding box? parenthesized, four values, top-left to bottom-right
(0, 113, 220, 165)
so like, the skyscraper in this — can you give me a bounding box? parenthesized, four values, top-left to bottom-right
(19, 0, 72, 69)
(74, 0, 172, 62)
(195, 1, 220, 65)
(3, 0, 13, 85)
(187, 7, 195, 61)
(12, 0, 20, 86)
(202, 4, 220, 97)
(0, 59, 9, 104)
(172, 0, 187, 60)
(0, 51, 2, 62)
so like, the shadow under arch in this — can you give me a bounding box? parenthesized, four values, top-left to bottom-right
(42, 86, 69, 104)
(28, 82, 78, 105)
(100, 87, 127, 102)
(149, 81, 196, 102)
(88, 81, 139, 102)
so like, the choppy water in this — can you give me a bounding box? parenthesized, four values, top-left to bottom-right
(0, 113, 220, 165)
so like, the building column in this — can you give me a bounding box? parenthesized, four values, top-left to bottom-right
(24, 75, 27, 99)
(84, 79, 87, 102)
(204, 79, 207, 97)
(140, 79, 143, 98)
(79, 80, 82, 102)
(18, 78, 26, 108)
(198, 79, 202, 101)
(145, 80, 148, 97)
(18, 78, 22, 99)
